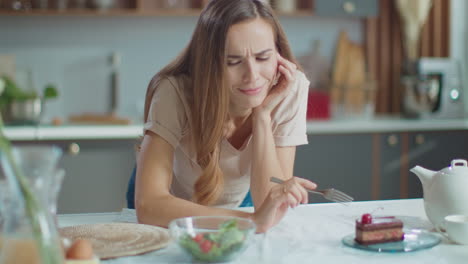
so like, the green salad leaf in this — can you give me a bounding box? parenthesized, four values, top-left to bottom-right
(179, 219, 247, 262)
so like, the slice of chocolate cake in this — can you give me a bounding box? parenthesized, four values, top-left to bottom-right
(355, 214, 404, 245)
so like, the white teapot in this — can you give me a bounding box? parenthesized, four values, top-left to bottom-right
(410, 159, 468, 230)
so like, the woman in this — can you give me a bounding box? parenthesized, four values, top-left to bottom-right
(133, 0, 316, 233)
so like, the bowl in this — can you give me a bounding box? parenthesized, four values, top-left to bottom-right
(3, 98, 42, 125)
(443, 214, 468, 245)
(169, 216, 256, 263)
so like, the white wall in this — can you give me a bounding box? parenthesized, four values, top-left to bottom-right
(0, 15, 362, 122)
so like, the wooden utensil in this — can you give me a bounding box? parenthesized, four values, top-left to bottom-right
(68, 113, 131, 125)
(396, 0, 433, 60)
(331, 31, 350, 108)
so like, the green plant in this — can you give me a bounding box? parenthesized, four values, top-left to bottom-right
(0, 76, 33, 109)
(0, 75, 59, 109)
(43, 84, 59, 100)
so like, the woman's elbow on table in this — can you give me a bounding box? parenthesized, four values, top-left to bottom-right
(135, 195, 171, 228)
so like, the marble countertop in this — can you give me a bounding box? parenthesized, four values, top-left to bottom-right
(57, 199, 468, 264)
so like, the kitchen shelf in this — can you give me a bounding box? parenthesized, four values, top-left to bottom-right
(0, 8, 203, 17)
(0, 0, 316, 17)
(0, 8, 313, 17)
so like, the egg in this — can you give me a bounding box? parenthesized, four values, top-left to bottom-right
(66, 239, 94, 260)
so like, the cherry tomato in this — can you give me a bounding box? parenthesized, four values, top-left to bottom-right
(193, 234, 204, 243)
(200, 240, 213, 253)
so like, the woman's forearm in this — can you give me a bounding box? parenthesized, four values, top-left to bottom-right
(250, 111, 287, 208)
(136, 195, 252, 228)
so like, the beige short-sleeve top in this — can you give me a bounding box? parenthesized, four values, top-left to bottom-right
(144, 71, 310, 208)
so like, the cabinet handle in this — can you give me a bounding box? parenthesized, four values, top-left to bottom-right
(343, 1, 356, 13)
(67, 143, 80, 155)
(387, 134, 399, 146)
(415, 134, 425, 145)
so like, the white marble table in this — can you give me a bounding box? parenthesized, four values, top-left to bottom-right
(58, 199, 468, 264)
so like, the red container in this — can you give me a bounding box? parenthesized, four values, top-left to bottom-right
(307, 90, 330, 120)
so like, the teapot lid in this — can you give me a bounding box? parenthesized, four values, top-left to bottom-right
(442, 159, 468, 175)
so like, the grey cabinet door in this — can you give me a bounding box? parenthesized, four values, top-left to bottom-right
(378, 133, 402, 200)
(57, 139, 136, 213)
(14, 139, 137, 214)
(407, 131, 468, 198)
(314, 0, 379, 17)
(294, 134, 373, 203)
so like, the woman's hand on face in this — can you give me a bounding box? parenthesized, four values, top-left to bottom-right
(252, 177, 316, 233)
(254, 53, 297, 117)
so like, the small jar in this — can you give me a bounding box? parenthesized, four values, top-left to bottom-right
(55, 0, 68, 10)
(274, 0, 296, 12)
(162, 0, 190, 9)
(7, 0, 33, 10)
(32, 0, 48, 9)
(90, 0, 114, 10)
(69, 0, 86, 8)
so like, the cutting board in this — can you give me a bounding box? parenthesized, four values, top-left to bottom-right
(0, 54, 15, 78)
(331, 31, 350, 107)
(331, 31, 367, 115)
(69, 113, 131, 125)
(345, 43, 366, 113)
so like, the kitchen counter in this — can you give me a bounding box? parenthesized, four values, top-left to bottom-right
(5, 124, 143, 141)
(5, 118, 468, 141)
(57, 199, 468, 264)
(306, 117, 468, 134)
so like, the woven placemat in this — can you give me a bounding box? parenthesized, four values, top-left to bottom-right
(60, 223, 170, 259)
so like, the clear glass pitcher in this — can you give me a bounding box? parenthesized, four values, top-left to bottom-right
(0, 145, 66, 264)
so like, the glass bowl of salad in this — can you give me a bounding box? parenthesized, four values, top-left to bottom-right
(169, 216, 256, 262)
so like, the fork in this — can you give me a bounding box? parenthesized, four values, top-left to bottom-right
(270, 177, 354, 204)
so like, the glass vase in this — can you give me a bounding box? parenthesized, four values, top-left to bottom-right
(0, 145, 65, 264)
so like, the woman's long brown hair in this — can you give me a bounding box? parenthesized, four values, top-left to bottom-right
(143, 0, 298, 205)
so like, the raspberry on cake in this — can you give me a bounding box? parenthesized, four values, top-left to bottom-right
(355, 214, 404, 245)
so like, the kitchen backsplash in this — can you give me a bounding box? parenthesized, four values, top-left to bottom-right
(0, 16, 362, 123)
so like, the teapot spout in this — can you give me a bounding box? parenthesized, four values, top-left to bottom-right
(410, 166, 435, 188)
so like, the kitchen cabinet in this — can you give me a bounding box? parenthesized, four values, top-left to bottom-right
(13, 139, 136, 214)
(8, 121, 468, 211)
(294, 130, 468, 203)
(294, 134, 373, 203)
(376, 133, 402, 200)
(406, 131, 468, 199)
(314, 0, 379, 17)
(0, 0, 314, 17)
(371, 130, 468, 201)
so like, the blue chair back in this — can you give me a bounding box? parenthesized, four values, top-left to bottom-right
(126, 166, 253, 208)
